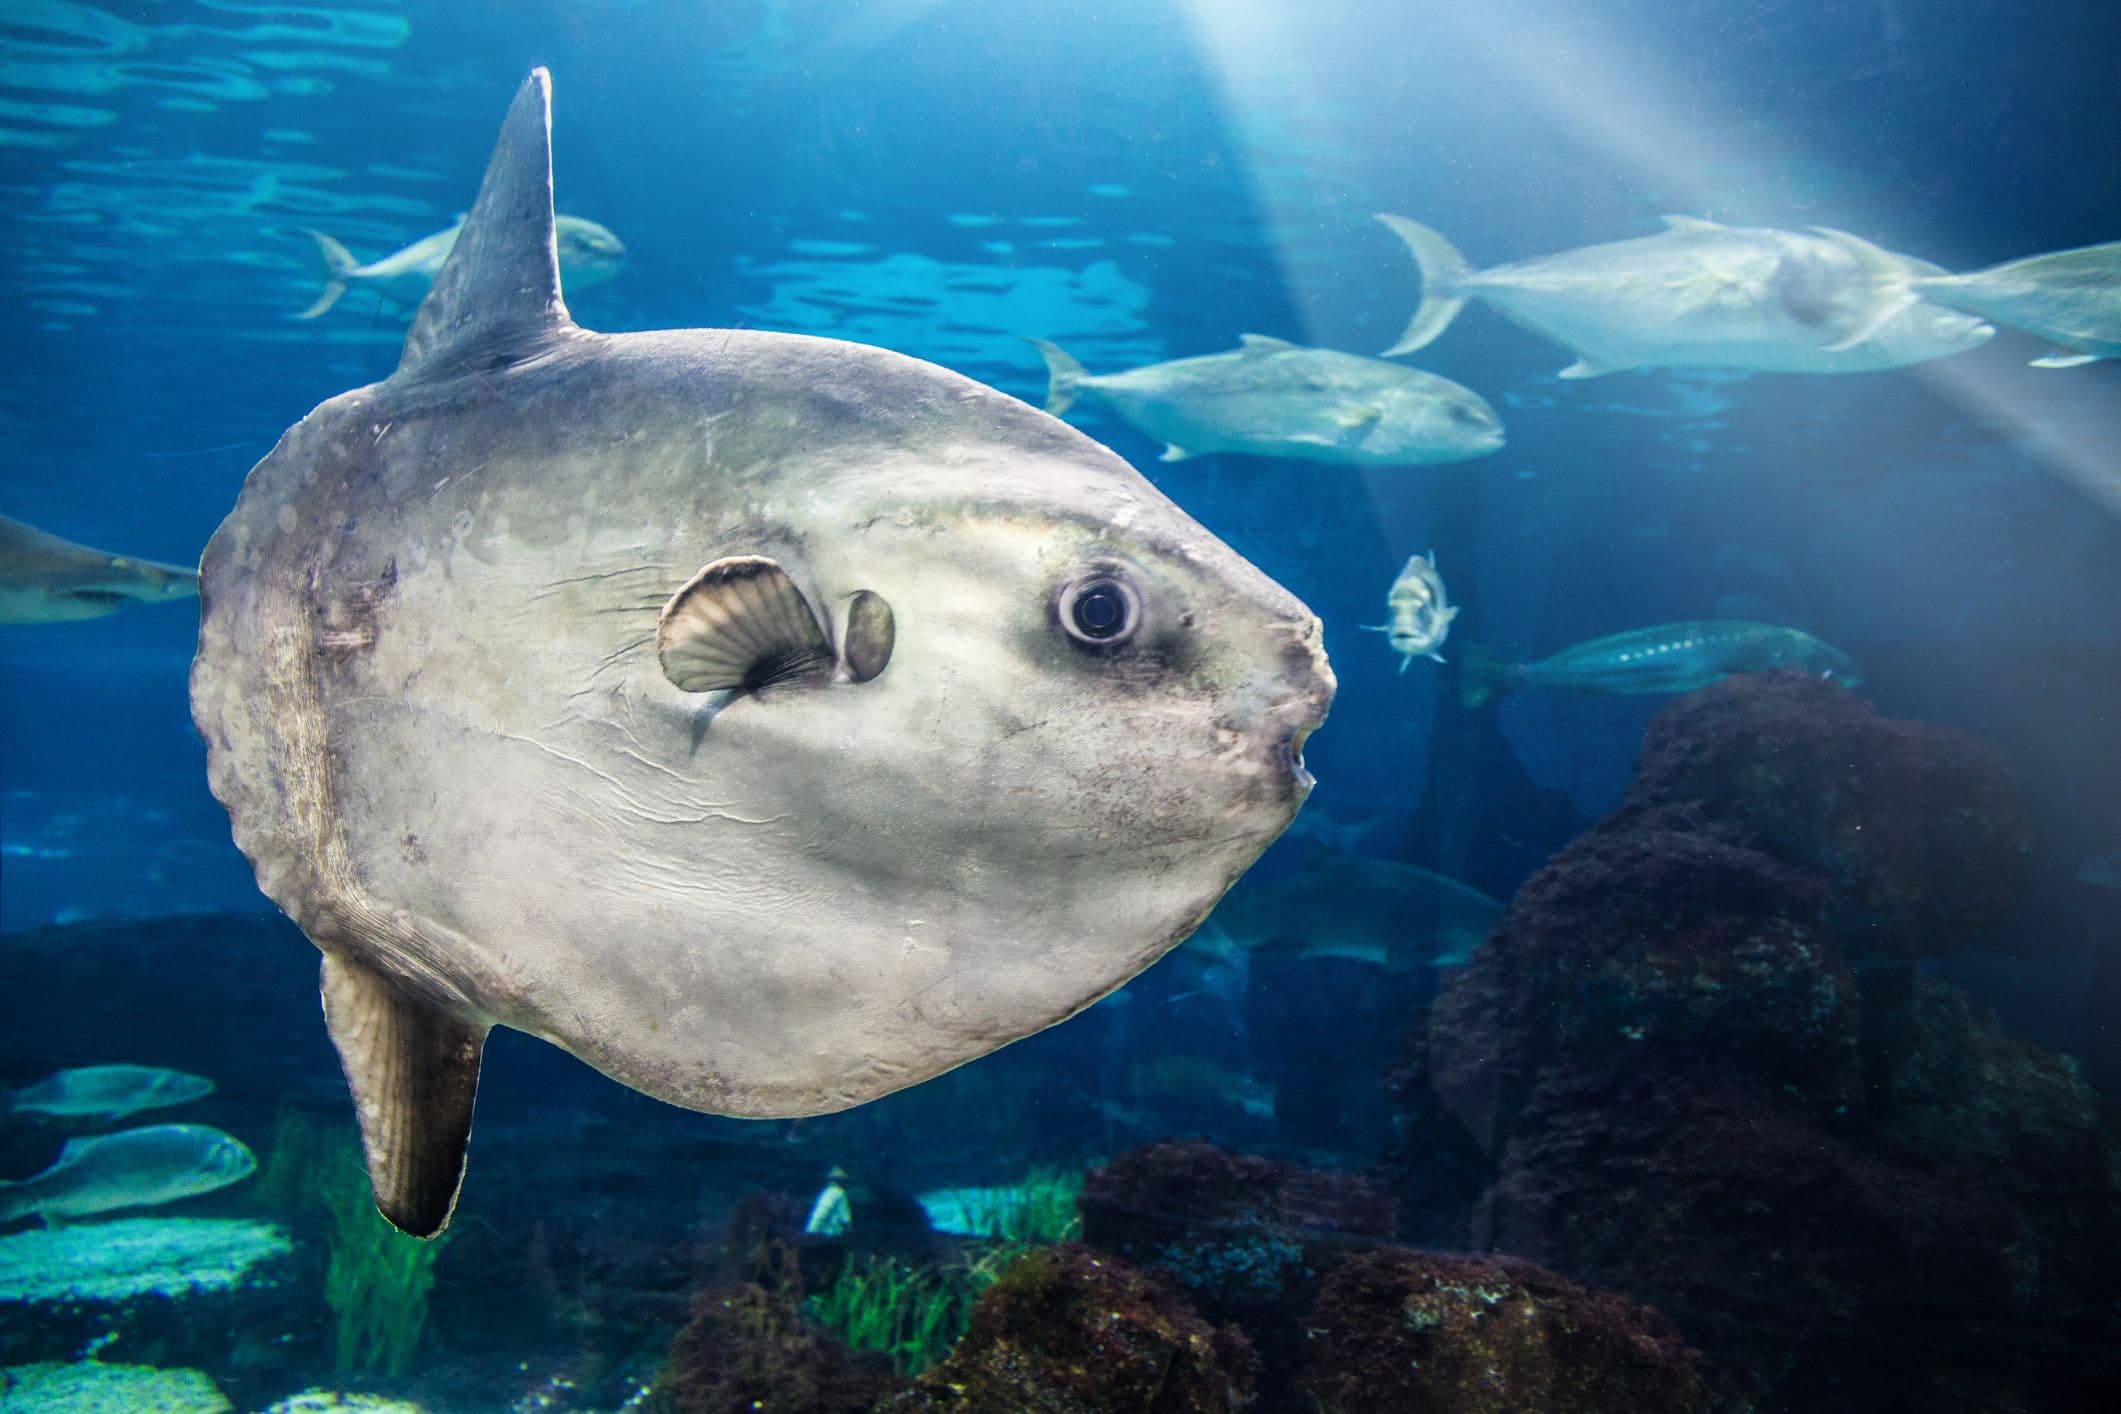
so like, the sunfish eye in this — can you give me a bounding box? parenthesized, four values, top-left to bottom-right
(1056, 573, 1140, 647)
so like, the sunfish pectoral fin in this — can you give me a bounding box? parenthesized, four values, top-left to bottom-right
(658, 556, 833, 695)
(2031, 350, 2102, 369)
(320, 954, 485, 1240)
(397, 68, 575, 381)
(838, 588, 895, 684)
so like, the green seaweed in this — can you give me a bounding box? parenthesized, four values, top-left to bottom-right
(258, 1108, 448, 1378)
(806, 1243, 1022, 1377)
(989, 1165, 1084, 1245)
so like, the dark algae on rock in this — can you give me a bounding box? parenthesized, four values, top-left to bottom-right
(1390, 672, 2121, 1411)
(1299, 1248, 1713, 1414)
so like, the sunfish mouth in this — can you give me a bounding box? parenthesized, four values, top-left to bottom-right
(1279, 724, 1318, 792)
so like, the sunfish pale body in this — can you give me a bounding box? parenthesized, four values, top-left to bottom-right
(1377, 215, 1992, 377)
(192, 71, 1332, 1237)
(1031, 335, 1504, 466)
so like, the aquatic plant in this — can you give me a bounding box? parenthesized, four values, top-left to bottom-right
(320, 1151, 448, 1377)
(258, 1111, 448, 1378)
(806, 1243, 1021, 1377)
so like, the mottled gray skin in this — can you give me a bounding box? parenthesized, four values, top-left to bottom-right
(0, 1125, 255, 1226)
(1915, 242, 2121, 364)
(194, 73, 1330, 1162)
(5, 1065, 214, 1123)
(0, 513, 197, 624)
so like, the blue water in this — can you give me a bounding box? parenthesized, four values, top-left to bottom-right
(3, 2, 2119, 1410)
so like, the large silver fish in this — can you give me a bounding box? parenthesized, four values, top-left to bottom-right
(1030, 335, 1504, 466)
(0, 1124, 255, 1225)
(1462, 622, 1860, 709)
(3, 1065, 214, 1124)
(1376, 215, 1992, 376)
(298, 212, 625, 319)
(0, 514, 198, 624)
(192, 72, 1332, 1237)
(1912, 241, 2121, 368)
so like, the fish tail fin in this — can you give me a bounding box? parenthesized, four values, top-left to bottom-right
(1026, 338, 1086, 415)
(1459, 644, 1519, 710)
(298, 229, 359, 319)
(1375, 215, 1473, 356)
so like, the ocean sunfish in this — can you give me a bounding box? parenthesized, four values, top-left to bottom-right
(3, 1065, 214, 1123)
(1030, 335, 1504, 466)
(299, 212, 626, 319)
(0, 1124, 255, 1225)
(1376, 214, 1992, 377)
(1912, 241, 2121, 368)
(1461, 622, 1860, 709)
(192, 71, 1333, 1238)
(0, 513, 198, 624)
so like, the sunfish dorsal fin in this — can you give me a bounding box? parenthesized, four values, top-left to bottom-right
(398, 68, 574, 381)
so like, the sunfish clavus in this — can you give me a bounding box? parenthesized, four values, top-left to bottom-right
(0, 513, 198, 624)
(191, 71, 1333, 1238)
(1376, 215, 1992, 377)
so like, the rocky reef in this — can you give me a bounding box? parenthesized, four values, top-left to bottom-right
(1391, 672, 2121, 1410)
(880, 1245, 1255, 1414)
(1299, 1248, 1713, 1414)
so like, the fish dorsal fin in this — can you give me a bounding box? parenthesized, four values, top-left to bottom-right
(1238, 333, 1296, 352)
(1660, 214, 1724, 234)
(659, 557, 834, 695)
(398, 68, 574, 381)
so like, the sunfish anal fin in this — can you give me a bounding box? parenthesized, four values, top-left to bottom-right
(659, 556, 834, 695)
(320, 954, 485, 1239)
(397, 67, 574, 381)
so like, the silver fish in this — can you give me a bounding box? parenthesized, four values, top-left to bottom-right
(4, 1065, 214, 1123)
(1363, 550, 1458, 668)
(1462, 621, 1861, 709)
(0, 1124, 255, 1225)
(1912, 241, 2121, 368)
(0, 513, 198, 624)
(1030, 334, 1504, 466)
(1376, 214, 1992, 376)
(1197, 847, 1502, 972)
(191, 71, 1332, 1237)
(298, 212, 626, 319)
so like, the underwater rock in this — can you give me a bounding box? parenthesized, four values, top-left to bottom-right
(0, 1359, 232, 1413)
(1390, 674, 2121, 1409)
(1299, 1247, 1714, 1414)
(647, 1279, 905, 1414)
(1623, 670, 2031, 958)
(1079, 1141, 1392, 1405)
(879, 1245, 1255, 1414)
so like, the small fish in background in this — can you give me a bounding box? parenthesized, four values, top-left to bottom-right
(1374, 214, 1992, 376)
(1364, 551, 1458, 667)
(0, 1124, 255, 1226)
(1911, 241, 2121, 368)
(1029, 334, 1505, 466)
(2077, 853, 2120, 890)
(298, 213, 627, 318)
(1197, 846, 1504, 973)
(1460, 621, 1861, 709)
(3, 1065, 214, 1124)
(0, 513, 197, 624)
